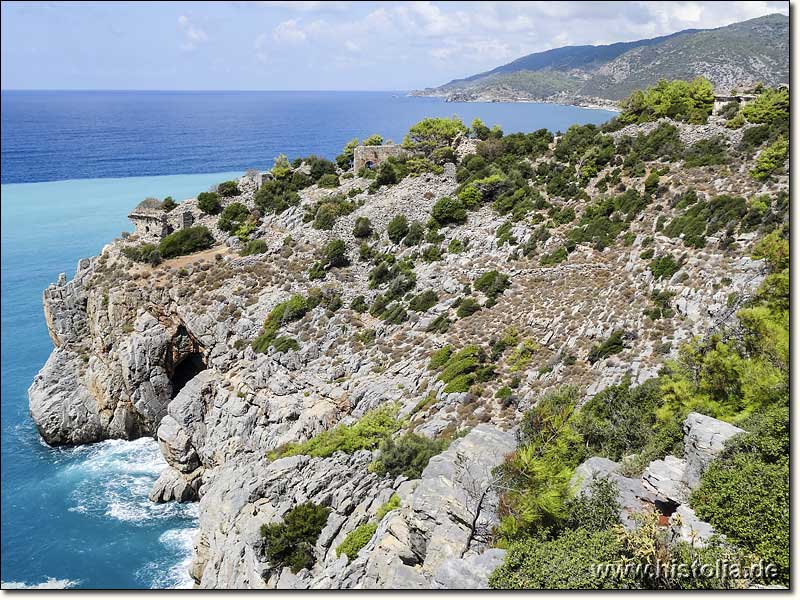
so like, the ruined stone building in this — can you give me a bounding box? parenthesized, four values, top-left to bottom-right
(712, 93, 758, 116)
(353, 144, 405, 172)
(128, 198, 196, 243)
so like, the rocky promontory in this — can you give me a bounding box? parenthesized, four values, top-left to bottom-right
(28, 97, 788, 589)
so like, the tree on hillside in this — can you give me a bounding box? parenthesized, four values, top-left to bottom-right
(402, 117, 467, 156)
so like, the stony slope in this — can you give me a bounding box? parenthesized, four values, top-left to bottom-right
(28, 113, 787, 588)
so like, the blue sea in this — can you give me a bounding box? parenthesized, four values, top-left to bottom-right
(0, 90, 615, 588)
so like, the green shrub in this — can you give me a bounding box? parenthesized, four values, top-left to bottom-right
(495, 221, 517, 247)
(690, 405, 789, 584)
(428, 346, 452, 370)
(402, 117, 467, 156)
(739, 124, 771, 151)
(458, 185, 482, 208)
(354, 328, 375, 345)
(576, 379, 680, 463)
(274, 404, 400, 459)
(741, 87, 789, 124)
(447, 238, 465, 253)
(261, 502, 331, 573)
(402, 221, 425, 246)
(431, 196, 467, 225)
(308, 261, 326, 280)
(456, 297, 481, 318)
(644, 289, 675, 320)
(197, 191, 221, 215)
(567, 188, 647, 251)
(643, 171, 660, 195)
(324, 239, 349, 268)
(376, 494, 400, 519)
(252, 294, 308, 352)
(352, 216, 373, 238)
(272, 335, 299, 353)
(750, 136, 788, 181)
(162, 196, 177, 212)
(241, 239, 268, 256)
(474, 270, 510, 300)
(489, 528, 626, 589)
(380, 302, 408, 324)
(664, 194, 746, 248)
(565, 478, 622, 532)
(336, 523, 377, 563)
(125, 242, 162, 266)
(539, 247, 568, 266)
(217, 202, 250, 233)
(587, 330, 626, 364)
(255, 179, 301, 215)
(158, 226, 215, 259)
(304, 194, 356, 230)
(425, 314, 450, 333)
(618, 78, 714, 124)
(350, 295, 368, 313)
(368, 257, 416, 299)
(683, 137, 728, 168)
(495, 386, 583, 541)
(317, 173, 340, 188)
(421, 244, 443, 262)
(648, 254, 680, 280)
(371, 433, 445, 479)
(432, 345, 495, 394)
(408, 290, 438, 312)
(375, 161, 399, 187)
(217, 180, 240, 197)
(387, 215, 409, 243)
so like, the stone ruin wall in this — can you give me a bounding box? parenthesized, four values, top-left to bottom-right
(353, 144, 406, 172)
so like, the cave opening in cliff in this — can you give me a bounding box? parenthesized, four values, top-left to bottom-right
(171, 352, 206, 398)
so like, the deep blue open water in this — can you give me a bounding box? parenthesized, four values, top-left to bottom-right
(0, 90, 614, 588)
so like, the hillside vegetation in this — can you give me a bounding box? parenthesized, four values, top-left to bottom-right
(418, 14, 788, 103)
(33, 78, 789, 590)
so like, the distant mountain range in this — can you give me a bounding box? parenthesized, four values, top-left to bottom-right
(414, 14, 789, 106)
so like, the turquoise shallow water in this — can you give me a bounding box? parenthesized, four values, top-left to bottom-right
(0, 172, 239, 589)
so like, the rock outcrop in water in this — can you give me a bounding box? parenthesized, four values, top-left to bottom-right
(28, 109, 787, 588)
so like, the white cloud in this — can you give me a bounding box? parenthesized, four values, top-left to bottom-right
(177, 15, 208, 51)
(272, 19, 307, 43)
(235, 1, 790, 87)
(255, 1, 351, 12)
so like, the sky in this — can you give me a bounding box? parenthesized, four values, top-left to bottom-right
(0, 1, 790, 91)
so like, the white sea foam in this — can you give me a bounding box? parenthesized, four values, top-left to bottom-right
(57, 437, 200, 588)
(1, 578, 79, 589)
(137, 527, 199, 589)
(63, 437, 196, 525)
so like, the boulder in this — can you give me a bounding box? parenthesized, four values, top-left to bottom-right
(669, 505, 717, 548)
(683, 413, 744, 489)
(642, 455, 689, 503)
(570, 457, 660, 530)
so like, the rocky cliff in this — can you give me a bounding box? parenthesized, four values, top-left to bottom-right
(28, 112, 787, 588)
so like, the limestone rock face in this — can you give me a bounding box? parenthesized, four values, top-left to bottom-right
(570, 456, 660, 530)
(670, 505, 718, 548)
(28, 348, 103, 445)
(29, 256, 212, 445)
(642, 455, 689, 504)
(26, 143, 779, 588)
(575, 411, 746, 548)
(682, 412, 744, 488)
